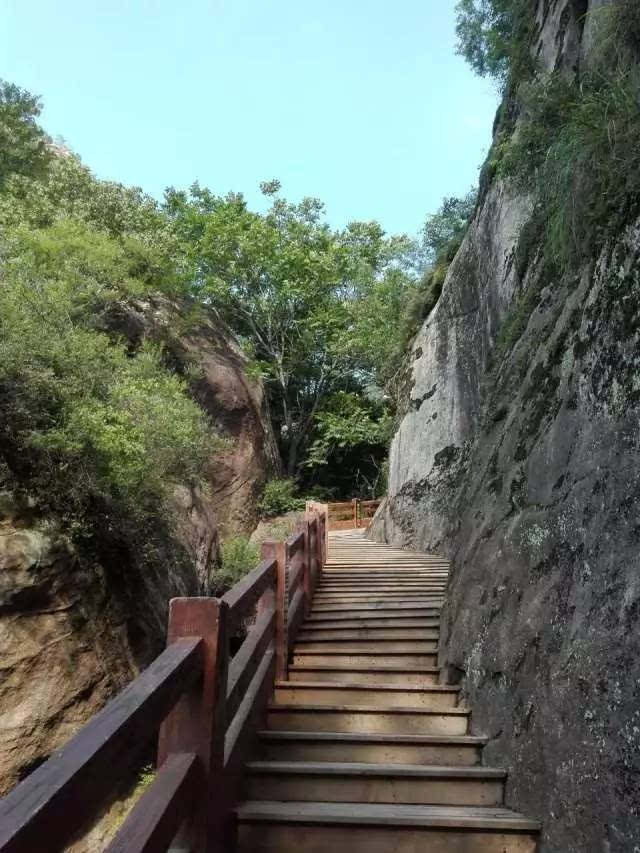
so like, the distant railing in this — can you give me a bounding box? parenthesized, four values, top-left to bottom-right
(0, 504, 329, 853)
(327, 498, 381, 531)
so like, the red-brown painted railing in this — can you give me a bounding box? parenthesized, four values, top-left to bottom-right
(0, 504, 328, 853)
(327, 498, 381, 530)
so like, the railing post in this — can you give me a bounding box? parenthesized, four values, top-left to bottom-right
(261, 540, 288, 680)
(352, 498, 358, 529)
(302, 518, 312, 616)
(320, 506, 328, 565)
(157, 598, 229, 853)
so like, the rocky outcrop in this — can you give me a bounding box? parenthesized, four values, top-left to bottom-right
(104, 295, 280, 539)
(370, 2, 640, 850)
(0, 298, 278, 803)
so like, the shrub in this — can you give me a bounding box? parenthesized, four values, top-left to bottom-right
(499, 69, 640, 270)
(215, 537, 260, 594)
(0, 220, 218, 516)
(257, 479, 304, 518)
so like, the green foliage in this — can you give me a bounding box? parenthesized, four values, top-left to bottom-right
(215, 536, 260, 593)
(304, 392, 391, 499)
(489, 2, 640, 359)
(498, 4, 640, 270)
(0, 80, 51, 186)
(258, 479, 304, 518)
(0, 153, 180, 282)
(400, 190, 477, 338)
(422, 191, 477, 261)
(455, 0, 535, 85)
(0, 219, 216, 514)
(305, 393, 392, 467)
(166, 182, 418, 476)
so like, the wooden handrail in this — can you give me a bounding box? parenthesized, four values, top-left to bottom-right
(0, 502, 330, 853)
(326, 498, 382, 530)
(285, 528, 305, 556)
(222, 557, 276, 632)
(105, 753, 199, 853)
(226, 607, 275, 722)
(0, 639, 203, 853)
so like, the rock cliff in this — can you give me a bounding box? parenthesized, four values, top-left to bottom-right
(370, 2, 640, 850)
(0, 297, 278, 798)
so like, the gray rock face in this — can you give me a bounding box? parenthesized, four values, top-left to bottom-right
(370, 2, 640, 850)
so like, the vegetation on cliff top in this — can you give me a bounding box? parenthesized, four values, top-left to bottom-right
(456, 0, 640, 358)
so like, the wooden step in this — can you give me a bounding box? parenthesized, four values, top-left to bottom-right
(300, 618, 440, 630)
(267, 704, 470, 735)
(320, 574, 445, 581)
(315, 586, 445, 593)
(309, 604, 440, 617)
(312, 596, 445, 605)
(318, 582, 446, 590)
(291, 649, 439, 668)
(244, 761, 506, 806)
(236, 801, 540, 852)
(274, 681, 459, 710)
(256, 731, 486, 766)
(297, 628, 440, 641)
(294, 638, 439, 652)
(287, 665, 440, 686)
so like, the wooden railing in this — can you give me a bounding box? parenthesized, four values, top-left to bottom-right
(327, 498, 381, 531)
(0, 504, 328, 853)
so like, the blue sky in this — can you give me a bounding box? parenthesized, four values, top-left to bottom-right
(1, 0, 498, 236)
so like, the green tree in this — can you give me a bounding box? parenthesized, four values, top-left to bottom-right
(166, 183, 409, 476)
(304, 393, 392, 497)
(455, 0, 535, 85)
(0, 217, 217, 515)
(0, 80, 51, 186)
(422, 190, 477, 261)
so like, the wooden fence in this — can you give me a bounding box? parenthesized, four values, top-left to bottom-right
(327, 498, 381, 531)
(0, 504, 328, 853)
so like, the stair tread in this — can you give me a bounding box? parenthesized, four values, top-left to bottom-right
(246, 761, 506, 778)
(269, 703, 470, 715)
(294, 648, 440, 655)
(236, 800, 541, 831)
(258, 731, 487, 745)
(298, 628, 439, 641)
(289, 665, 440, 673)
(276, 680, 457, 693)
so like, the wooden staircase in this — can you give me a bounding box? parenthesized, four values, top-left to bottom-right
(235, 530, 540, 852)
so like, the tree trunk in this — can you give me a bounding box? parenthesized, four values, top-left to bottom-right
(286, 434, 299, 477)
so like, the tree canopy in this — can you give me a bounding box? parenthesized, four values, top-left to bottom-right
(0, 76, 475, 506)
(165, 182, 420, 479)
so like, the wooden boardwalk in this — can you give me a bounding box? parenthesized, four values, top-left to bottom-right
(235, 530, 540, 851)
(0, 514, 541, 852)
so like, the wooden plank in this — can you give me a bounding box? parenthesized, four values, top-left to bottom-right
(287, 587, 305, 648)
(288, 558, 304, 599)
(235, 800, 541, 831)
(0, 638, 202, 853)
(224, 651, 276, 781)
(261, 541, 288, 680)
(226, 607, 275, 723)
(222, 559, 276, 633)
(157, 598, 229, 853)
(286, 529, 305, 557)
(301, 518, 312, 617)
(105, 752, 199, 853)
